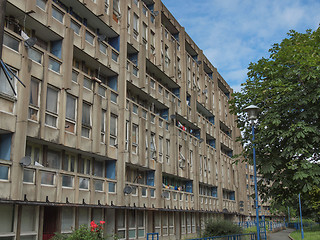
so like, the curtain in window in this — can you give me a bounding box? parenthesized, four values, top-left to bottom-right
(46, 87, 58, 113)
(82, 102, 91, 126)
(30, 78, 39, 106)
(110, 115, 117, 136)
(66, 95, 76, 120)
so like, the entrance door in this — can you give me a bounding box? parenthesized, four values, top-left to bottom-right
(43, 207, 59, 240)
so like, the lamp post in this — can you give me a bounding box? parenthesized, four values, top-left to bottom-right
(299, 193, 304, 239)
(245, 105, 260, 240)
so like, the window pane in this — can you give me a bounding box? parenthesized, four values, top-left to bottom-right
(52, 6, 64, 23)
(0, 204, 13, 232)
(61, 207, 74, 232)
(28, 48, 42, 63)
(72, 71, 78, 83)
(29, 78, 39, 107)
(3, 33, 19, 51)
(46, 87, 58, 113)
(0, 67, 16, 96)
(70, 20, 80, 35)
(0, 165, 9, 180)
(99, 42, 107, 54)
(62, 175, 73, 188)
(21, 206, 36, 232)
(85, 31, 94, 45)
(23, 169, 34, 183)
(83, 77, 92, 90)
(36, 0, 46, 10)
(48, 58, 61, 73)
(82, 102, 91, 126)
(79, 177, 89, 189)
(46, 150, 60, 169)
(110, 92, 117, 103)
(110, 115, 117, 136)
(41, 172, 55, 185)
(95, 180, 103, 191)
(66, 95, 76, 120)
(108, 182, 116, 192)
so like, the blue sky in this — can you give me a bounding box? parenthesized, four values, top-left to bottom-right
(161, 0, 320, 92)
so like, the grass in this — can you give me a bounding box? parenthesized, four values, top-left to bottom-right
(290, 230, 320, 240)
(290, 225, 320, 240)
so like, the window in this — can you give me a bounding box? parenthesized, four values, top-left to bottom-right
(99, 42, 107, 54)
(46, 149, 61, 169)
(52, 6, 64, 23)
(142, 22, 147, 40)
(158, 136, 163, 162)
(62, 175, 74, 188)
(109, 114, 117, 146)
(28, 77, 40, 121)
(72, 70, 78, 83)
(111, 92, 118, 103)
(0, 66, 17, 97)
(0, 165, 9, 180)
(85, 31, 94, 45)
(94, 159, 104, 177)
(70, 20, 80, 35)
(79, 157, 91, 175)
(83, 76, 93, 90)
(48, 57, 61, 73)
(125, 121, 129, 151)
(23, 169, 35, 183)
(150, 132, 156, 159)
(61, 207, 74, 233)
(98, 85, 106, 98)
(45, 86, 59, 127)
(62, 153, 75, 172)
(132, 104, 138, 114)
(132, 124, 138, 154)
(41, 171, 55, 185)
(138, 211, 145, 238)
(133, 13, 139, 38)
(166, 139, 170, 163)
(25, 142, 42, 165)
(36, 0, 47, 10)
(162, 213, 168, 235)
(3, 33, 19, 51)
(101, 110, 106, 143)
(81, 102, 91, 138)
(65, 94, 76, 133)
(79, 177, 89, 189)
(28, 48, 42, 64)
(111, 50, 119, 62)
(113, 0, 120, 15)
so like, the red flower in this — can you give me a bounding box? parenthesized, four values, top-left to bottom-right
(90, 221, 98, 231)
(100, 221, 105, 225)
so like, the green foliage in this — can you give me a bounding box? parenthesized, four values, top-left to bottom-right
(202, 219, 243, 237)
(229, 26, 320, 217)
(51, 221, 106, 240)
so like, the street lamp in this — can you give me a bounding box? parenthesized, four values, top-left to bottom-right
(244, 105, 260, 240)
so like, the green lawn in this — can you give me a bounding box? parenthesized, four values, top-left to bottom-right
(290, 230, 320, 240)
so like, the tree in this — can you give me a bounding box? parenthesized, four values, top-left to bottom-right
(230, 27, 320, 213)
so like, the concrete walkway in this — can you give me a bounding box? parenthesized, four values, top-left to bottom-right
(268, 229, 295, 240)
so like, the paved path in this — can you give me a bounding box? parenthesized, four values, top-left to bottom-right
(268, 229, 295, 240)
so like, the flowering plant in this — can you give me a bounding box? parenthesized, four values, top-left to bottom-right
(52, 220, 106, 240)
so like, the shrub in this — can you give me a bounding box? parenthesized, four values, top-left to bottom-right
(52, 221, 106, 240)
(202, 219, 243, 237)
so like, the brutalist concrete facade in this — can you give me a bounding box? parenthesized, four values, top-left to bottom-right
(0, 0, 248, 239)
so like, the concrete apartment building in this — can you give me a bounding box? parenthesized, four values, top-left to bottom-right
(0, 0, 249, 239)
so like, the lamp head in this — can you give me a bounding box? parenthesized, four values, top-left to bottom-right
(244, 105, 259, 121)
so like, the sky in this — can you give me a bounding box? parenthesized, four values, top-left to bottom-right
(161, 0, 320, 92)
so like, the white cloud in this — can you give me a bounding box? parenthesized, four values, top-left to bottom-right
(162, 0, 320, 91)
